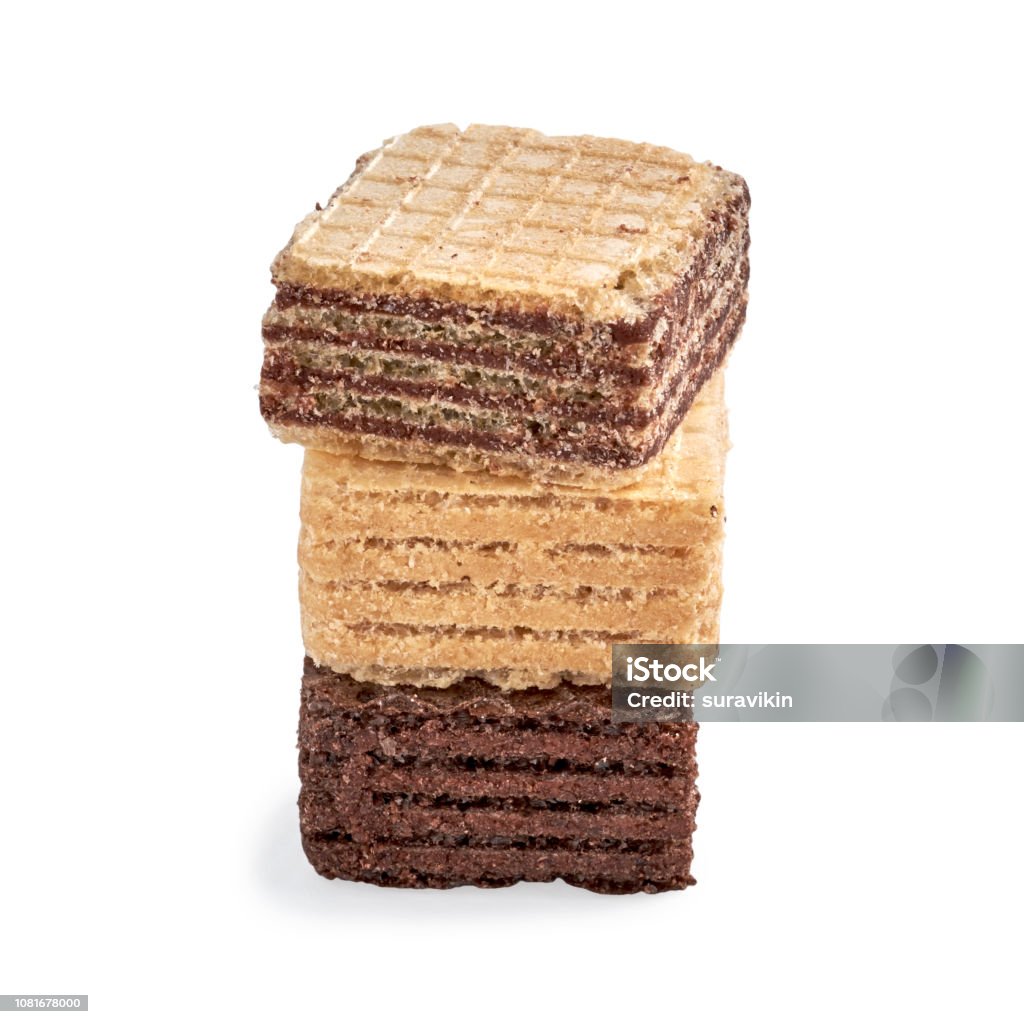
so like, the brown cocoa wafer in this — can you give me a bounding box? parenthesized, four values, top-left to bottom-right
(299, 659, 698, 894)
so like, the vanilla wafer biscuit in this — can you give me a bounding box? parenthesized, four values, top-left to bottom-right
(298, 373, 727, 689)
(261, 124, 749, 486)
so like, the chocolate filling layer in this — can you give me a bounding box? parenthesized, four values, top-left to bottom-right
(263, 288, 744, 469)
(263, 259, 745, 431)
(262, 321, 652, 386)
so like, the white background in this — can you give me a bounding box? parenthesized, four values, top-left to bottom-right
(2, 3, 1022, 1021)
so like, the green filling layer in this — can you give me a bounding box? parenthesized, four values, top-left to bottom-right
(324, 310, 560, 354)
(308, 389, 595, 440)
(290, 342, 610, 406)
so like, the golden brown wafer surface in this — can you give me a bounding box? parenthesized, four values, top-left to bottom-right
(273, 124, 747, 323)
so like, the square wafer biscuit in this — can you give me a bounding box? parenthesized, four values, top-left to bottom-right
(261, 124, 748, 487)
(298, 373, 728, 689)
(299, 660, 699, 894)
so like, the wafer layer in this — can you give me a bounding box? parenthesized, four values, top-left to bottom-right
(299, 661, 699, 893)
(261, 124, 749, 485)
(299, 374, 727, 688)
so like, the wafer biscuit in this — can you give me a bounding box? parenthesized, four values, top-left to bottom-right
(299, 660, 699, 893)
(298, 374, 726, 688)
(261, 124, 749, 486)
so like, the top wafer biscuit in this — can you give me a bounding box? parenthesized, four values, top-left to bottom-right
(273, 123, 746, 323)
(261, 124, 748, 486)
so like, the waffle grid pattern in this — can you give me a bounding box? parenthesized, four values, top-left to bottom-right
(283, 124, 736, 314)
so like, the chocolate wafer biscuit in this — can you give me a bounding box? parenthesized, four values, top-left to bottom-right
(299, 660, 699, 893)
(261, 123, 749, 487)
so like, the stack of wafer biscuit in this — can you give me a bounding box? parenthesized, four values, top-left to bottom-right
(261, 124, 749, 893)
